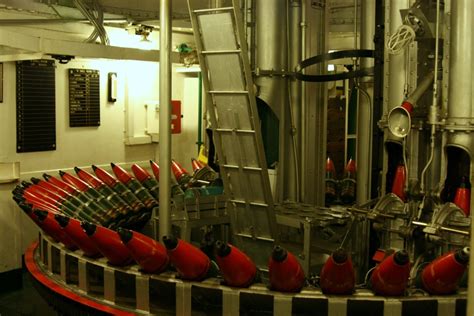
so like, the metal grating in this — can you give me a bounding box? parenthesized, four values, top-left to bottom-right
(16, 59, 56, 153)
(188, 0, 277, 269)
(68, 68, 100, 127)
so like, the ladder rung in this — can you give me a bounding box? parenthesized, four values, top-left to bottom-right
(230, 199, 269, 207)
(201, 50, 241, 55)
(223, 165, 262, 172)
(193, 7, 234, 14)
(209, 90, 248, 95)
(235, 233, 274, 242)
(215, 128, 255, 134)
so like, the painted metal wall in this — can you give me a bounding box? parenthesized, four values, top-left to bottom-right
(0, 20, 199, 274)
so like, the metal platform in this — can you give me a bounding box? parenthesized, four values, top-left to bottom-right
(26, 234, 467, 316)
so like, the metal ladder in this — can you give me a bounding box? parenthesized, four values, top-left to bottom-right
(188, 0, 277, 268)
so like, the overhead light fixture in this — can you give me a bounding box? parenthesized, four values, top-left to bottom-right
(135, 25, 154, 50)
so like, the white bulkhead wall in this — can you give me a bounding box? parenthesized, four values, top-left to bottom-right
(0, 15, 200, 273)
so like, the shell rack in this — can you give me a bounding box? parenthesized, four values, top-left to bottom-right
(154, 194, 230, 242)
(27, 233, 467, 316)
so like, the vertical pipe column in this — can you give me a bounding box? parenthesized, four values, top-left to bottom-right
(356, 0, 375, 204)
(255, 0, 287, 202)
(288, 0, 302, 201)
(158, 0, 172, 239)
(300, 0, 307, 201)
(387, 0, 408, 112)
(448, 1, 474, 314)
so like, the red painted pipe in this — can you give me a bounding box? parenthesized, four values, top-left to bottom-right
(162, 235, 210, 281)
(34, 210, 78, 250)
(81, 222, 133, 266)
(391, 165, 407, 201)
(268, 246, 305, 292)
(370, 250, 410, 296)
(453, 177, 470, 216)
(215, 241, 257, 287)
(55, 215, 102, 258)
(421, 247, 470, 294)
(117, 228, 169, 273)
(319, 249, 355, 294)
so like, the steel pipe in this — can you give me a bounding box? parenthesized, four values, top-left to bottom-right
(158, 0, 172, 239)
(356, 0, 375, 205)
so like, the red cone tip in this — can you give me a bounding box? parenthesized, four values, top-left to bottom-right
(326, 157, 336, 173)
(149, 160, 160, 180)
(345, 158, 356, 173)
(421, 248, 470, 295)
(118, 228, 169, 273)
(26, 185, 62, 203)
(34, 178, 69, 199)
(163, 235, 210, 280)
(60, 171, 90, 191)
(44, 175, 78, 195)
(191, 158, 205, 172)
(215, 241, 257, 288)
(320, 249, 355, 295)
(268, 246, 305, 292)
(171, 159, 189, 180)
(82, 224, 133, 266)
(92, 165, 118, 187)
(111, 163, 134, 184)
(131, 164, 151, 182)
(75, 167, 104, 188)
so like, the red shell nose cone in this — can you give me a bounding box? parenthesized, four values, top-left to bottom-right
(55, 215, 102, 257)
(171, 160, 189, 181)
(268, 246, 305, 292)
(191, 158, 205, 172)
(75, 167, 104, 189)
(421, 248, 470, 294)
(370, 250, 410, 296)
(163, 236, 210, 281)
(215, 241, 257, 287)
(326, 157, 336, 174)
(131, 164, 151, 182)
(34, 210, 77, 250)
(118, 228, 169, 273)
(82, 224, 133, 266)
(111, 163, 133, 184)
(44, 175, 78, 195)
(149, 160, 160, 180)
(60, 171, 90, 192)
(92, 165, 118, 187)
(345, 158, 356, 174)
(320, 249, 355, 294)
(35, 179, 69, 199)
(391, 165, 407, 201)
